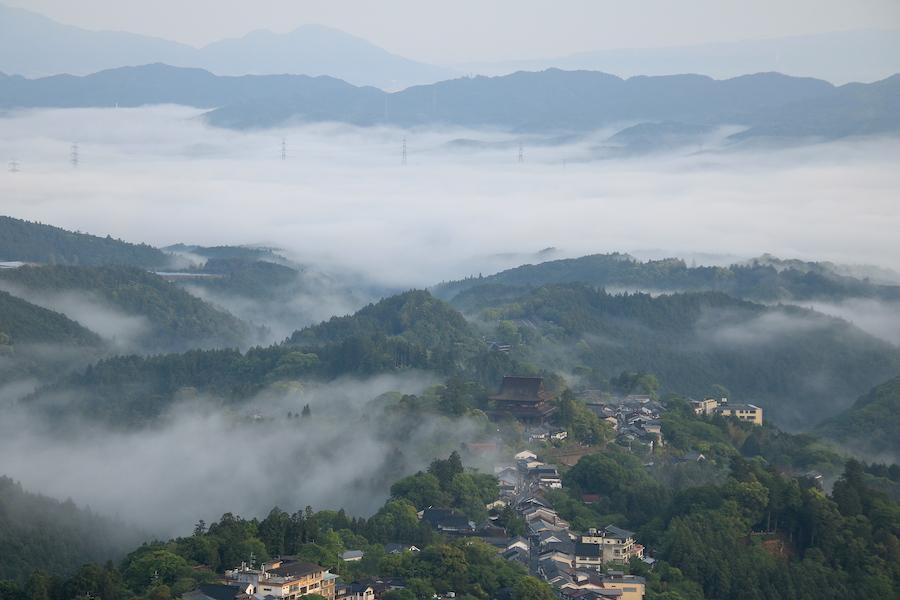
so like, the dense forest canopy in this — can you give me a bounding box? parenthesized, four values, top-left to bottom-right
(450, 283, 900, 429)
(0, 290, 101, 347)
(3, 440, 899, 599)
(0, 476, 144, 584)
(436, 252, 900, 303)
(22, 290, 520, 427)
(816, 375, 900, 463)
(0, 265, 253, 352)
(0, 216, 169, 268)
(18, 284, 900, 434)
(2, 215, 900, 600)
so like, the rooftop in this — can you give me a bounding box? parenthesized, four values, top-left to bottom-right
(490, 376, 554, 403)
(603, 525, 635, 539)
(265, 560, 323, 579)
(721, 403, 761, 411)
(189, 584, 248, 600)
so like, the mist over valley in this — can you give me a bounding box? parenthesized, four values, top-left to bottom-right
(1, 3, 900, 599)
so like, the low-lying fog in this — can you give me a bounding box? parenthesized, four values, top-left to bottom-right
(2, 105, 900, 536)
(0, 372, 499, 537)
(2, 106, 899, 285)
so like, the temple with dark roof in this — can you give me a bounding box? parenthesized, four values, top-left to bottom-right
(487, 376, 558, 424)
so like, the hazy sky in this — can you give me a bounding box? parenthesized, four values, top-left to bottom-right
(7, 0, 900, 63)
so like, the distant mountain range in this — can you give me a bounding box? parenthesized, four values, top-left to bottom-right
(460, 29, 900, 86)
(0, 3, 455, 90)
(2, 63, 899, 142)
(3, 3, 899, 90)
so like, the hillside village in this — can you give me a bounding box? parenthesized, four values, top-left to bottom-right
(178, 374, 769, 600)
(2, 2, 899, 598)
(1, 221, 897, 600)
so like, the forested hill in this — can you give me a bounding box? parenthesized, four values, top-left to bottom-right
(0, 216, 169, 268)
(0, 290, 100, 347)
(452, 283, 900, 429)
(0, 476, 144, 583)
(435, 252, 900, 304)
(816, 375, 900, 463)
(182, 258, 303, 299)
(3, 64, 900, 140)
(0, 265, 252, 352)
(164, 243, 289, 264)
(22, 284, 900, 433)
(25, 291, 515, 427)
(289, 290, 474, 349)
(0, 63, 370, 110)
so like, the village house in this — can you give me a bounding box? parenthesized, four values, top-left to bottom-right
(334, 582, 374, 600)
(528, 516, 570, 537)
(559, 571, 647, 600)
(514, 450, 538, 462)
(676, 450, 707, 463)
(691, 397, 722, 416)
(538, 561, 576, 590)
(585, 394, 666, 442)
(340, 550, 364, 562)
(691, 397, 763, 425)
(526, 425, 569, 442)
(716, 402, 763, 425)
(495, 466, 522, 497)
(383, 543, 420, 555)
(506, 536, 530, 553)
(537, 529, 570, 547)
(502, 545, 530, 567)
(224, 557, 336, 600)
(524, 505, 569, 528)
(183, 583, 254, 600)
(529, 465, 563, 489)
(540, 549, 576, 571)
(335, 579, 406, 599)
(574, 526, 644, 569)
(487, 376, 558, 424)
(518, 494, 551, 511)
(420, 507, 476, 534)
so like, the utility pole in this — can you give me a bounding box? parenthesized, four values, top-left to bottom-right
(401, 137, 407, 166)
(281, 138, 287, 161)
(8, 159, 19, 173)
(70, 143, 79, 168)
(518, 141, 524, 164)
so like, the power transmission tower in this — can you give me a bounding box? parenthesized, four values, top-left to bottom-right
(8, 159, 19, 173)
(70, 143, 79, 168)
(518, 141, 524, 163)
(281, 138, 287, 161)
(401, 137, 407, 166)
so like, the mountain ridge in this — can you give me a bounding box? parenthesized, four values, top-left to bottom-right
(4, 64, 897, 140)
(0, 3, 454, 89)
